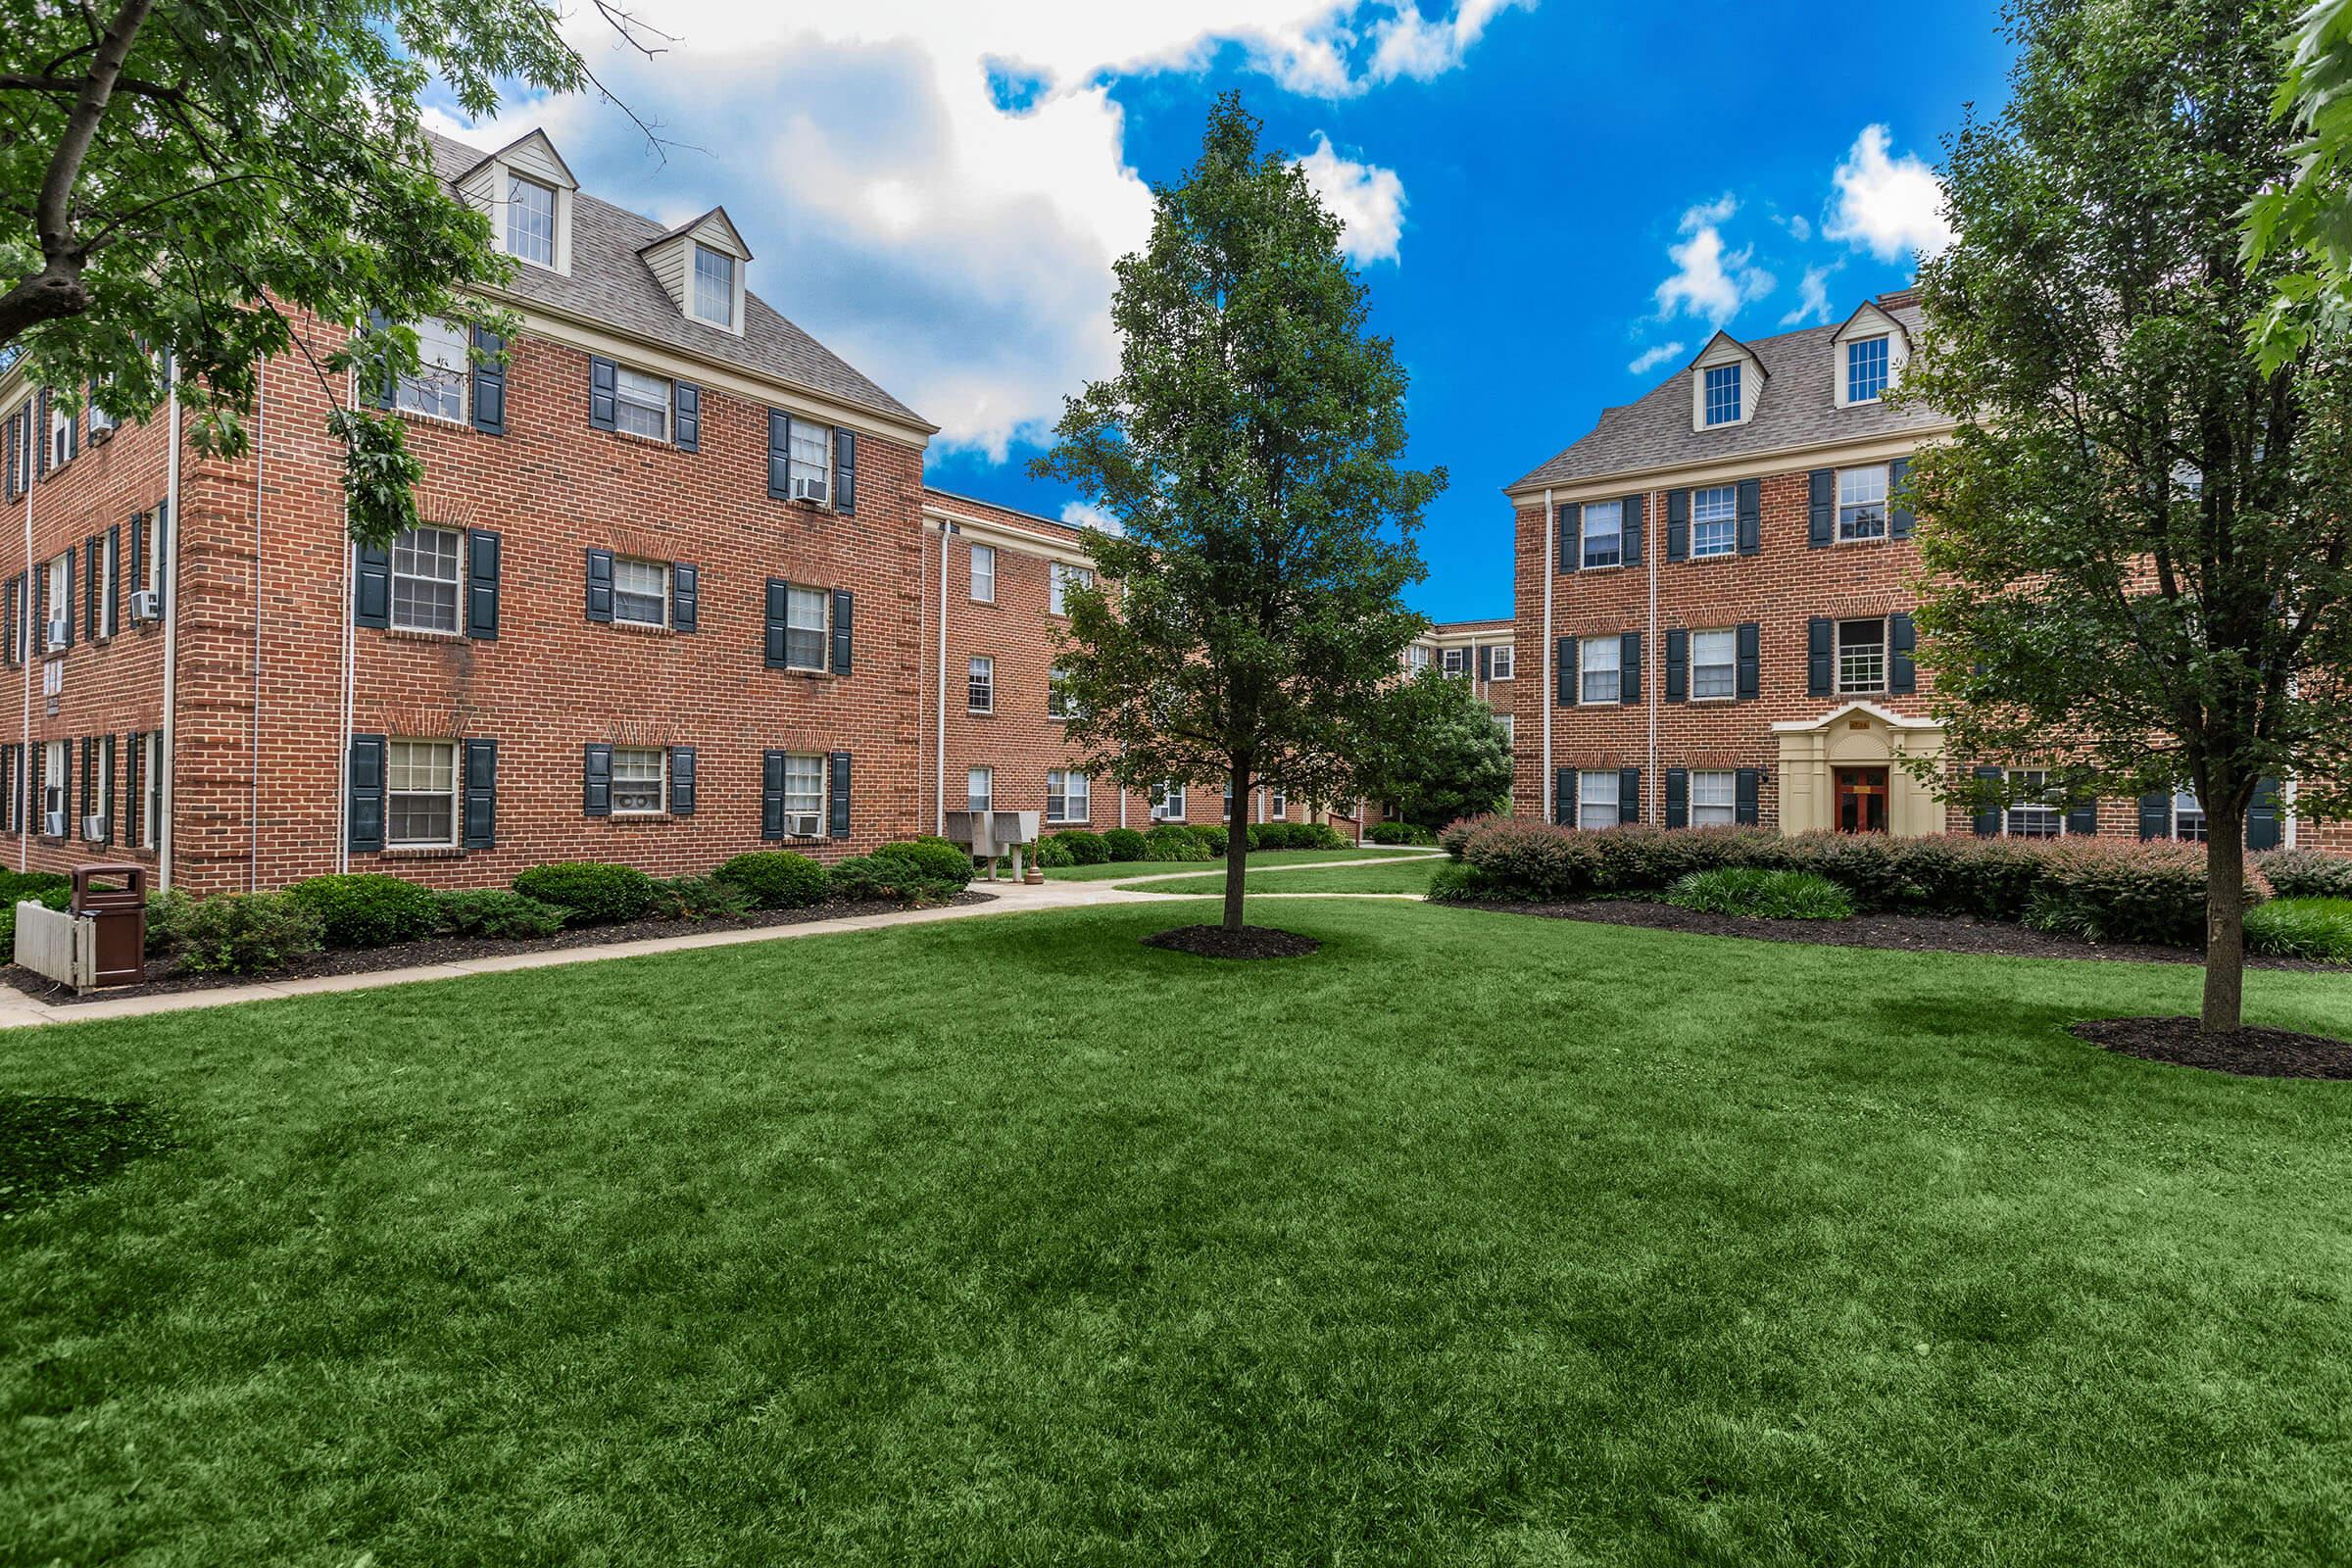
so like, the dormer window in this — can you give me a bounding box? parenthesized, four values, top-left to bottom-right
(1702, 364, 1741, 426)
(692, 245, 737, 328)
(1846, 335, 1888, 403)
(508, 175, 556, 267)
(1832, 300, 1911, 407)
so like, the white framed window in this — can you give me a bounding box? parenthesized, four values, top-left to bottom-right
(1049, 562, 1092, 616)
(965, 766, 993, 813)
(44, 553, 68, 651)
(83, 743, 112, 840)
(781, 584, 827, 670)
(141, 731, 163, 849)
(1690, 769, 1737, 826)
(781, 752, 825, 830)
(1691, 484, 1737, 558)
(1443, 647, 1470, 677)
(1267, 787, 1286, 820)
(1580, 635, 1621, 704)
(1690, 627, 1737, 700)
(1846, 335, 1889, 403)
(1838, 618, 1886, 694)
(967, 656, 994, 713)
(613, 367, 671, 441)
(692, 244, 737, 328)
(1048, 665, 1074, 719)
(508, 175, 557, 267)
(2002, 767, 2065, 839)
(96, 536, 116, 637)
(142, 509, 166, 594)
(387, 739, 459, 848)
(391, 525, 462, 633)
(49, 398, 72, 468)
(1047, 768, 1090, 824)
(1838, 465, 1889, 542)
(1703, 363, 1741, 425)
(1578, 768, 1620, 831)
(2169, 789, 2208, 842)
(395, 318, 467, 422)
(1152, 780, 1186, 821)
(41, 739, 66, 832)
(612, 558, 669, 628)
(969, 543, 996, 603)
(789, 422, 830, 504)
(1405, 644, 1431, 673)
(1581, 499, 1623, 569)
(612, 747, 666, 816)
(1489, 644, 1514, 680)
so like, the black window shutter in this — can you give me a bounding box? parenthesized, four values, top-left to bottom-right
(1555, 636, 1578, 707)
(828, 752, 852, 838)
(583, 744, 612, 816)
(667, 746, 696, 815)
(1619, 631, 1642, 704)
(767, 411, 790, 500)
(1888, 612, 1917, 694)
(348, 733, 385, 852)
(833, 427, 857, 514)
(1621, 494, 1644, 565)
(105, 525, 120, 635)
(1972, 764, 2004, 837)
(671, 563, 698, 633)
(463, 738, 497, 848)
(62, 546, 74, 648)
(1807, 617, 1833, 697)
(151, 501, 168, 610)
(2066, 797, 2098, 838)
(673, 381, 700, 453)
(761, 750, 786, 839)
(3, 411, 16, 498)
(2247, 777, 2282, 850)
(122, 731, 138, 846)
(84, 532, 100, 639)
(763, 579, 788, 667)
(1736, 478, 1762, 555)
(1807, 468, 1835, 548)
(1556, 504, 1581, 573)
(1665, 628, 1688, 703)
(1666, 488, 1690, 562)
(588, 356, 617, 430)
(32, 567, 45, 654)
(81, 737, 94, 821)
(1665, 767, 1689, 828)
(830, 589, 854, 672)
(1736, 768, 1760, 825)
(2138, 791, 2170, 841)
(1618, 766, 1641, 824)
(470, 326, 506, 435)
(465, 530, 501, 639)
(1554, 768, 1576, 827)
(128, 514, 145, 602)
(1478, 644, 1491, 681)
(1737, 622, 1761, 701)
(1887, 457, 1913, 538)
(34, 388, 50, 477)
(355, 543, 391, 627)
(585, 549, 613, 622)
(4, 573, 17, 665)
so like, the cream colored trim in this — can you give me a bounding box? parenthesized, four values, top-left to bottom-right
(919, 503, 1091, 565)
(1770, 699, 1944, 735)
(1504, 424, 1949, 504)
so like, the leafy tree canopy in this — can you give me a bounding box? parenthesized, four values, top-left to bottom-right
(1357, 669, 1514, 831)
(2246, 0, 2352, 369)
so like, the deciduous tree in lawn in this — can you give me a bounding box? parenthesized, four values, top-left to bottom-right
(1357, 669, 1514, 832)
(1033, 93, 1441, 938)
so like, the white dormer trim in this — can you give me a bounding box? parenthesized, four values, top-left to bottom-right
(458, 129, 578, 277)
(1690, 331, 1764, 433)
(1832, 301, 1912, 408)
(640, 208, 753, 335)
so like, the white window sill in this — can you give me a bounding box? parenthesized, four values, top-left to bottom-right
(394, 409, 470, 431)
(386, 625, 465, 643)
(609, 811, 677, 825)
(611, 618, 675, 636)
(606, 425, 674, 450)
(383, 844, 465, 858)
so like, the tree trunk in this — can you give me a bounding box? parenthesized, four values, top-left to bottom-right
(1223, 760, 1251, 933)
(2202, 801, 2245, 1034)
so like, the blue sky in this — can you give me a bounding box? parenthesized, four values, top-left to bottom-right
(430, 2, 2014, 621)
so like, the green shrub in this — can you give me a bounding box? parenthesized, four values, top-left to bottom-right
(874, 838, 976, 887)
(1054, 829, 1109, 865)
(1438, 817, 1486, 860)
(2021, 839, 2232, 948)
(513, 861, 662, 925)
(283, 872, 446, 949)
(658, 873, 755, 921)
(1664, 868, 1855, 921)
(1194, 823, 1230, 858)
(437, 888, 566, 940)
(1032, 835, 1075, 868)
(1367, 820, 1435, 846)
(713, 851, 831, 909)
(2245, 897, 2352, 961)
(0, 870, 71, 906)
(144, 887, 195, 956)
(2256, 849, 2352, 901)
(827, 854, 961, 906)
(1143, 823, 1212, 862)
(1102, 827, 1148, 862)
(1426, 860, 1490, 902)
(174, 892, 324, 974)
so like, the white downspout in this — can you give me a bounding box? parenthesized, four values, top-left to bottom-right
(247, 360, 264, 891)
(336, 535, 355, 874)
(19, 418, 30, 873)
(159, 377, 183, 890)
(1541, 486, 1554, 824)
(934, 519, 954, 835)
(1646, 487, 1660, 823)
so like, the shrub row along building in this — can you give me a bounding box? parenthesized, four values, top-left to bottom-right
(0, 132, 2336, 895)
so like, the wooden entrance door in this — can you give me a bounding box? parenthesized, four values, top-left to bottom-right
(1835, 767, 1889, 834)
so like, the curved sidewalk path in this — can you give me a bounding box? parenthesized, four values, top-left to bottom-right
(0, 852, 1443, 1031)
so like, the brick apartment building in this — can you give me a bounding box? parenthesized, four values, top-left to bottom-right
(1501, 291, 2342, 854)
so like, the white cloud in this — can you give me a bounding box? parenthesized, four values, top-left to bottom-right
(1627, 341, 1685, 374)
(1062, 499, 1124, 534)
(1298, 133, 1406, 265)
(1780, 263, 1838, 326)
(1824, 124, 1953, 263)
(1653, 197, 1775, 326)
(1779, 213, 1812, 242)
(431, 3, 1517, 462)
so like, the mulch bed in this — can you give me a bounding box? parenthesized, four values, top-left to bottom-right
(5, 892, 998, 1007)
(1456, 898, 2351, 970)
(2071, 1017, 2352, 1080)
(1143, 924, 1322, 960)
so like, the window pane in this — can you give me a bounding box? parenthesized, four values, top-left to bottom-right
(1582, 501, 1622, 568)
(970, 544, 995, 601)
(614, 368, 670, 440)
(1579, 769, 1619, 831)
(508, 177, 556, 266)
(783, 753, 823, 818)
(387, 739, 456, 846)
(1691, 628, 1736, 698)
(968, 657, 993, 711)
(612, 747, 664, 814)
(612, 558, 667, 626)
(1581, 636, 1620, 703)
(2173, 789, 2207, 842)
(1490, 645, 1514, 679)
(395, 318, 467, 421)
(784, 584, 826, 668)
(1691, 769, 1738, 826)
(1703, 363, 1740, 425)
(1838, 465, 1888, 540)
(1691, 485, 1737, 557)
(390, 525, 462, 633)
(789, 422, 829, 502)
(693, 246, 735, 325)
(1048, 666, 1071, 718)
(1838, 618, 1886, 692)
(1847, 336, 1888, 402)
(966, 767, 992, 812)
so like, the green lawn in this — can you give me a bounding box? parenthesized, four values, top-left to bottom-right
(1044, 845, 1430, 880)
(6, 901, 2351, 1565)
(1124, 857, 1442, 895)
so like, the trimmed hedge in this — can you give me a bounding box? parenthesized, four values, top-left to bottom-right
(1144, 823, 1212, 862)
(513, 861, 662, 925)
(828, 854, 960, 906)
(659, 873, 755, 921)
(1368, 821, 1436, 846)
(437, 888, 566, 939)
(2257, 848, 2352, 901)
(714, 851, 831, 909)
(1102, 827, 1148, 862)
(1194, 823, 1230, 858)
(283, 873, 446, 949)
(174, 892, 324, 974)
(1253, 821, 1348, 852)
(1032, 835, 1076, 868)
(1054, 829, 1110, 865)
(874, 838, 977, 888)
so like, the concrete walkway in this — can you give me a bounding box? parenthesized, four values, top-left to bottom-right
(0, 850, 1446, 1031)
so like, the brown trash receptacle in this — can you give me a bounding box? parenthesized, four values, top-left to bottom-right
(71, 863, 148, 989)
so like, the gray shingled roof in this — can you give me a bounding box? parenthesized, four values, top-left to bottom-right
(426, 131, 929, 432)
(1507, 298, 1943, 491)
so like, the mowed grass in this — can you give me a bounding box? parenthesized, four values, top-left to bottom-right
(5, 900, 2352, 1566)
(1125, 856, 1443, 895)
(1045, 845, 1426, 880)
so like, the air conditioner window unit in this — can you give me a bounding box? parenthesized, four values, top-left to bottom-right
(129, 589, 160, 623)
(43, 810, 65, 838)
(81, 814, 107, 841)
(793, 475, 828, 506)
(45, 618, 68, 651)
(788, 813, 821, 838)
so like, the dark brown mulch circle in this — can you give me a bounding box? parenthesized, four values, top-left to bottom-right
(1143, 924, 1321, 960)
(0, 1096, 178, 1219)
(2071, 1016, 2352, 1080)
